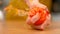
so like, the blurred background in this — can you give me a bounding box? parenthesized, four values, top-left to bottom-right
(1, 0, 59, 22)
(0, 0, 60, 34)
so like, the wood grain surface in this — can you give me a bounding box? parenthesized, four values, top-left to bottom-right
(2, 20, 60, 34)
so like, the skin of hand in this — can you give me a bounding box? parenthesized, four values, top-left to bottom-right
(26, 2, 51, 30)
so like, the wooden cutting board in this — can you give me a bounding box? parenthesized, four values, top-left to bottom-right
(3, 20, 60, 34)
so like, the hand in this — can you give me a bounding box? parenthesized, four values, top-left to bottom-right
(39, 14, 51, 30)
(31, 14, 51, 30)
(31, 13, 40, 24)
(26, 17, 32, 25)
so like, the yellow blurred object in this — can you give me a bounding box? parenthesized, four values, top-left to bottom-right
(39, 0, 52, 10)
(5, 0, 29, 20)
(5, 0, 52, 20)
(10, 0, 29, 10)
